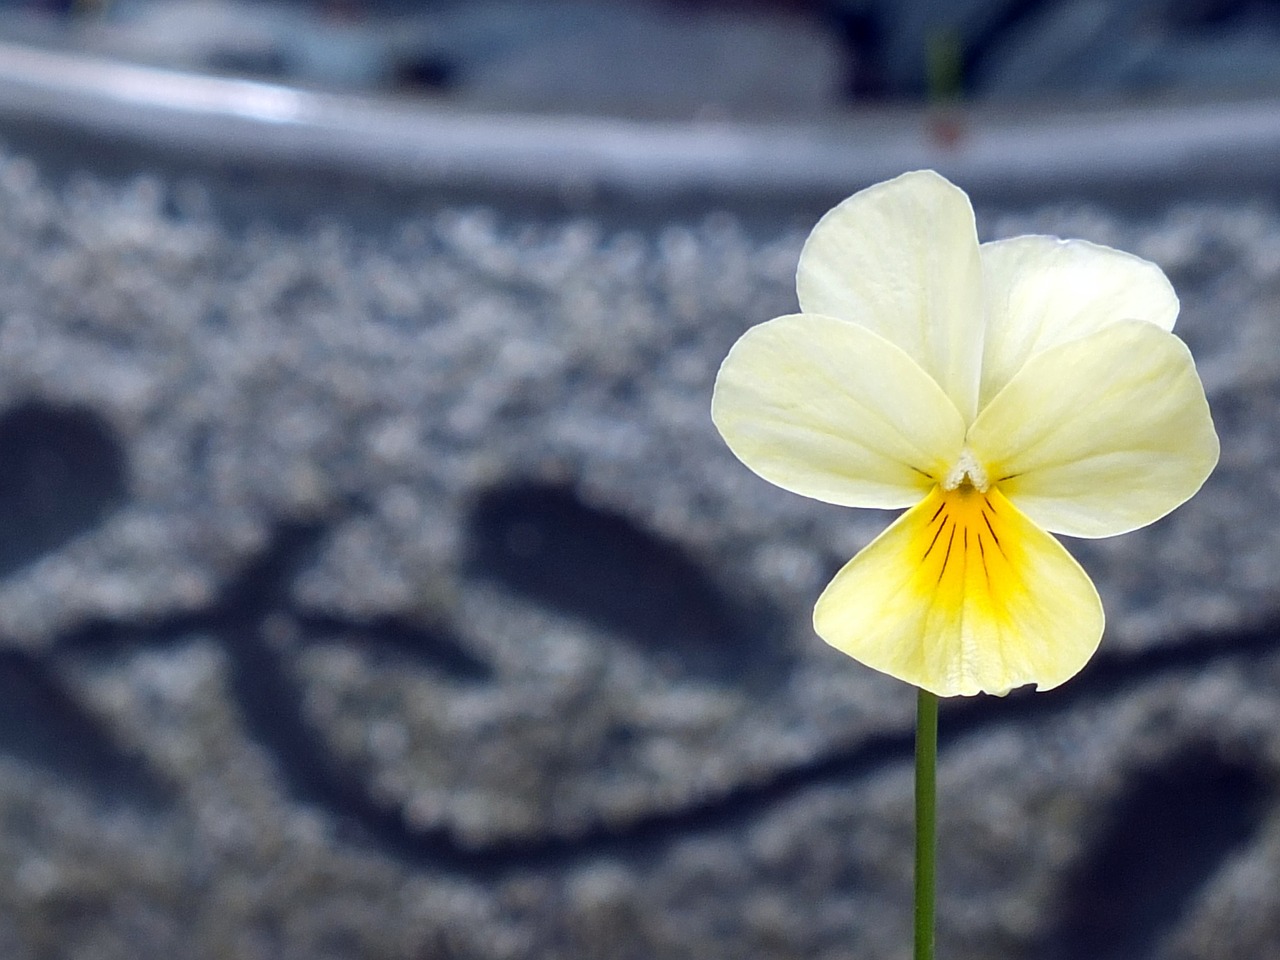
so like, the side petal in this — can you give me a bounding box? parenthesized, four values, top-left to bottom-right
(711, 313, 965, 509)
(968, 320, 1219, 539)
(978, 236, 1179, 407)
(814, 486, 1104, 697)
(796, 170, 985, 422)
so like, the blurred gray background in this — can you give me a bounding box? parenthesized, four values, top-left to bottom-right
(0, 2, 1274, 959)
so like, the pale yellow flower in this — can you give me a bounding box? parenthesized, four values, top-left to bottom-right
(712, 170, 1218, 697)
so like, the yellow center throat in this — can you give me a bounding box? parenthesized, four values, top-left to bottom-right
(914, 484, 1020, 621)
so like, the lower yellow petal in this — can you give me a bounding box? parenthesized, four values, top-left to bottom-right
(813, 485, 1103, 697)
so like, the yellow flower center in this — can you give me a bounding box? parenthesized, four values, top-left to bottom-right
(914, 481, 1017, 627)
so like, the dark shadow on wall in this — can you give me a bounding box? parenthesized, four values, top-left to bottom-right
(1036, 744, 1271, 960)
(0, 402, 128, 577)
(465, 480, 791, 687)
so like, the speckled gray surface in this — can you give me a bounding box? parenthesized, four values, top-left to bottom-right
(0, 123, 1272, 960)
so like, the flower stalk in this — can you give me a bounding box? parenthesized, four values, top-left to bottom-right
(914, 688, 938, 960)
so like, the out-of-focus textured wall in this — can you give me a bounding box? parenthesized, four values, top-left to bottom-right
(0, 109, 1269, 958)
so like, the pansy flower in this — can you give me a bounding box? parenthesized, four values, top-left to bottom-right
(712, 170, 1218, 697)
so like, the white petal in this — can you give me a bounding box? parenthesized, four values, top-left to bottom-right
(796, 170, 985, 421)
(711, 313, 965, 509)
(814, 486, 1104, 697)
(978, 236, 1179, 407)
(967, 320, 1219, 539)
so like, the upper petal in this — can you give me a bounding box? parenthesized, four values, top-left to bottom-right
(814, 485, 1104, 697)
(796, 170, 985, 422)
(967, 320, 1219, 539)
(978, 236, 1179, 408)
(711, 312, 965, 509)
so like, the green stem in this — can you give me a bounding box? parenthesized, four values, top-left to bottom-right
(915, 688, 938, 960)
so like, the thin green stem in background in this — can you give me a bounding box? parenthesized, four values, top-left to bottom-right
(925, 28, 964, 102)
(915, 688, 938, 960)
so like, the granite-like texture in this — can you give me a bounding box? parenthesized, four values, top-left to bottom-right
(0, 141, 1271, 958)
